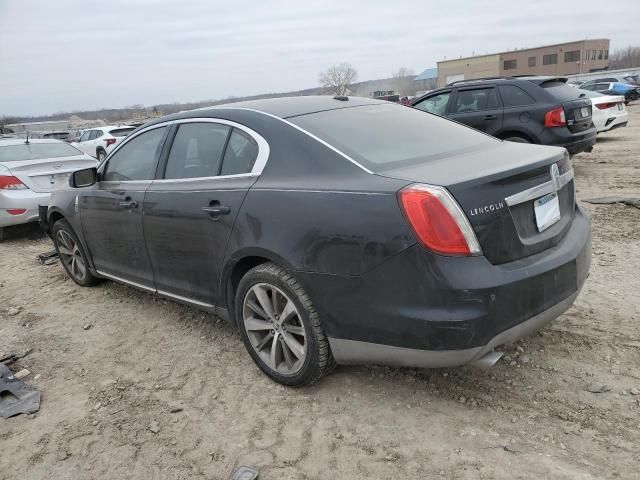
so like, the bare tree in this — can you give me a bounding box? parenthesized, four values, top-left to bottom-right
(609, 46, 640, 70)
(392, 67, 416, 96)
(392, 67, 414, 78)
(319, 63, 358, 96)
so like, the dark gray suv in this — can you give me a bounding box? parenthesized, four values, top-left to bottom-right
(411, 76, 597, 155)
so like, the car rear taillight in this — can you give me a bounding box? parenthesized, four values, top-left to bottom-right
(595, 102, 616, 110)
(0, 175, 27, 190)
(544, 107, 566, 128)
(398, 184, 481, 257)
(105, 138, 116, 147)
(6, 209, 26, 215)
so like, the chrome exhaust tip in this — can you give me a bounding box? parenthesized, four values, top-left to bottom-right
(470, 350, 504, 369)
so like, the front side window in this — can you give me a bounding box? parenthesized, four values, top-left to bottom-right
(453, 88, 500, 113)
(503, 59, 517, 70)
(498, 85, 536, 107)
(102, 127, 166, 181)
(543, 54, 558, 65)
(164, 123, 230, 179)
(220, 129, 259, 176)
(413, 91, 451, 116)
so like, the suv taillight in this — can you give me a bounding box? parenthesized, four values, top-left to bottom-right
(544, 107, 566, 128)
(398, 184, 481, 257)
(105, 138, 116, 147)
(0, 175, 27, 190)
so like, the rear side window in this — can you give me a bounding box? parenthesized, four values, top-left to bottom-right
(109, 127, 136, 137)
(164, 123, 230, 179)
(413, 91, 451, 115)
(0, 142, 84, 162)
(89, 130, 102, 140)
(103, 127, 166, 181)
(290, 104, 496, 171)
(452, 88, 500, 113)
(498, 85, 536, 107)
(220, 129, 259, 176)
(540, 81, 586, 102)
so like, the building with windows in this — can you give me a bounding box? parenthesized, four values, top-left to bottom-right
(437, 39, 610, 86)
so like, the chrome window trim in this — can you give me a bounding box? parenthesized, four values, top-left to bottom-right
(505, 168, 574, 207)
(151, 173, 258, 184)
(206, 107, 375, 175)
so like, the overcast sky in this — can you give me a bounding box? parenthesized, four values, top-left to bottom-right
(1, 0, 638, 116)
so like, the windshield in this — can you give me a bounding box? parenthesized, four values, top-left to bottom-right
(0, 142, 84, 162)
(289, 104, 496, 171)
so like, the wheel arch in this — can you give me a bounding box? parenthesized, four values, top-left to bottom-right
(496, 129, 537, 143)
(222, 248, 296, 325)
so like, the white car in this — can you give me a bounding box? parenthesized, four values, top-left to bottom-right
(580, 90, 628, 133)
(0, 139, 97, 240)
(72, 125, 136, 161)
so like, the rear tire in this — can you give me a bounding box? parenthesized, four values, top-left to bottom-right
(236, 262, 334, 387)
(97, 149, 107, 161)
(503, 136, 530, 143)
(52, 219, 100, 287)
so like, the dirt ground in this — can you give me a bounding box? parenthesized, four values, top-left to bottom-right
(1, 107, 639, 480)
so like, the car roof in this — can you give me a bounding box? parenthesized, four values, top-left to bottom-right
(0, 138, 65, 146)
(184, 95, 384, 119)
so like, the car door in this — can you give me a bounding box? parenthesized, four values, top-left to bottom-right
(447, 86, 503, 134)
(79, 125, 169, 288)
(412, 90, 452, 117)
(75, 130, 93, 155)
(497, 84, 538, 135)
(143, 119, 264, 306)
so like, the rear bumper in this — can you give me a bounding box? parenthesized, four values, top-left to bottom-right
(301, 206, 591, 368)
(539, 127, 597, 155)
(0, 190, 49, 228)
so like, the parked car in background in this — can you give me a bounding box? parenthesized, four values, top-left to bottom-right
(579, 82, 640, 104)
(44, 96, 590, 386)
(0, 139, 96, 241)
(66, 128, 85, 143)
(411, 76, 597, 155)
(29, 131, 72, 141)
(72, 125, 136, 161)
(581, 75, 640, 87)
(580, 90, 628, 133)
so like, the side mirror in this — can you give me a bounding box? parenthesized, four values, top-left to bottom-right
(70, 167, 97, 188)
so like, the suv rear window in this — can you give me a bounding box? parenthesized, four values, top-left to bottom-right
(540, 81, 585, 102)
(109, 127, 136, 137)
(289, 104, 496, 171)
(0, 142, 84, 162)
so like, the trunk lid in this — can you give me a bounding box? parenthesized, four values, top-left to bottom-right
(562, 97, 593, 133)
(378, 141, 575, 264)
(2, 155, 98, 193)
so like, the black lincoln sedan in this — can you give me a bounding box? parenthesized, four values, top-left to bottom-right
(43, 96, 591, 386)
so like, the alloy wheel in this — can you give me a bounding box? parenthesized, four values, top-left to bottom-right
(56, 230, 87, 282)
(242, 283, 307, 376)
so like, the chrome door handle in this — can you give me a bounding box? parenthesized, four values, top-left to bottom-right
(119, 200, 138, 209)
(202, 206, 230, 215)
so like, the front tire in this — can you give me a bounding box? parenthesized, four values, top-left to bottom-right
(52, 219, 100, 287)
(236, 262, 334, 387)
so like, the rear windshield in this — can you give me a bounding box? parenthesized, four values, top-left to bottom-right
(0, 142, 83, 162)
(109, 127, 135, 137)
(289, 104, 496, 171)
(540, 81, 586, 102)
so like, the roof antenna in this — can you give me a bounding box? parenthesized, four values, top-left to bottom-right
(25, 132, 29, 145)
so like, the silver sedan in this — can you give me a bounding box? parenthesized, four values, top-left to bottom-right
(0, 138, 97, 241)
